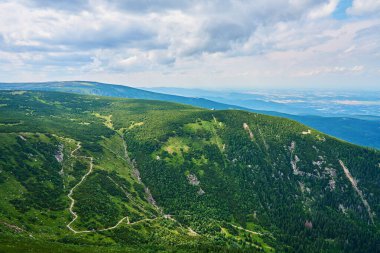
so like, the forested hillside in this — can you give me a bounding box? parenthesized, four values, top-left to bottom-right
(0, 91, 379, 252)
(1, 81, 379, 149)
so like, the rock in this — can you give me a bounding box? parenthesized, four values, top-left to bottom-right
(187, 174, 200, 186)
(55, 144, 64, 163)
(305, 220, 313, 229)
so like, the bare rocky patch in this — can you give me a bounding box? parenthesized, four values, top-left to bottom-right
(339, 160, 374, 224)
(243, 123, 254, 140)
(187, 174, 200, 186)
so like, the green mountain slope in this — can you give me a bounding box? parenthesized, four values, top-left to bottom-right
(0, 91, 379, 252)
(0, 81, 379, 149)
(0, 81, 241, 110)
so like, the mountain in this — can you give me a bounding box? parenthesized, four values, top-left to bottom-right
(1, 81, 379, 150)
(0, 81, 243, 110)
(147, 87, 380, 150)
(146, 87, 380, 118)
(0, 90, 379, 252)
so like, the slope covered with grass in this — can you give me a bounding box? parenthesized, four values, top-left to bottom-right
(0, 91, 379, 252)
(1, 81, 380, 150)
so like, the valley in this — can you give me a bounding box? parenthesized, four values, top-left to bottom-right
(1, 81, 380, 149)
(2, 0, 380, 252)
(0, 91, 379, 252)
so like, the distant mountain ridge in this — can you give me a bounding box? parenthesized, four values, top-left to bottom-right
(146, 87, 380, 118)
(0, 81, 245, 110)
(1, 81, 379, 149)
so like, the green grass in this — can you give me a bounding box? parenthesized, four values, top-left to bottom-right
(0, 90, 379, 252)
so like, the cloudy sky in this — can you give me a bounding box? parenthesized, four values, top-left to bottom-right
(0, 0, 379, 90)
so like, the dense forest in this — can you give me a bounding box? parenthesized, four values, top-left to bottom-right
(0, 91, 379, 252)
(2, 81, 380, 149)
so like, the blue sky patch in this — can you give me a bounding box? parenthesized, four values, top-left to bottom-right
(333, 0, 352, 20)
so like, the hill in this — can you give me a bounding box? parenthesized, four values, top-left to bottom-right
(0, 81, 242, 110)
(1, 81, 379, 150)
(0, 91, 379, 252)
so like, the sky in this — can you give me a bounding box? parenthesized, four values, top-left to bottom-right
(0, 0, 379, 90)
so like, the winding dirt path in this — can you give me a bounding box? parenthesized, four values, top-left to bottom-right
(66, 142, 94, 233)
(66, 135, 164, 234)
(66, 142, 133, 234)
(65, 114, 181, 234)
(98, 216, 130, 232)
(229, 223, 262, 235)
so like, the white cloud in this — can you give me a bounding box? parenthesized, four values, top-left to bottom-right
(308, 0, 339, 19)
(295, 65, 365, 76)
(334, 100, 380, 105)
(0, 0, 379, 90)
(347, 0, 380, 15)
(344, 45, 356, 53)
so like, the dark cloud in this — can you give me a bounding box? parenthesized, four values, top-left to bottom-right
(5, 0, 331, 56)
(22, 0, 195, 13)
(47, 26, 158, 50)
(0, 34, 4, 46)
(0, 43, 66, 53)
(22, 0, 90, 12)
(202, 21, 252, 53)
(106, 0, 195, 13)
(29, 53, 93, 67)
(355, 24, 380, 41)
